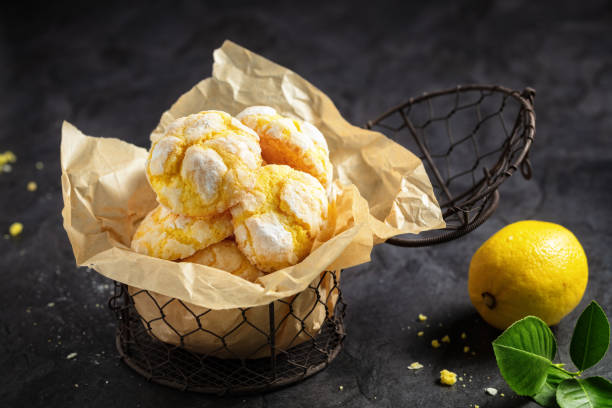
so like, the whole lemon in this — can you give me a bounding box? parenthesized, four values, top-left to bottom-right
(468, 220, 588, 330)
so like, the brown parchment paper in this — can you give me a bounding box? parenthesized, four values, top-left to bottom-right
(61, 40, 444, 357)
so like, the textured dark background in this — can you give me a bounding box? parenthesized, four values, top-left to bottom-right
(1, 1, 611, 407)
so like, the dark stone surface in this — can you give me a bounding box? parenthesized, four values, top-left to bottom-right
(1, 1, 611, 407)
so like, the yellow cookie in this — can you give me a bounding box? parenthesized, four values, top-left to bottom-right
(146, 110, 263, 217)
(231, 165, 328, 272)
(131, 205, 233, 260)
(183, 239, 264, 282)
(237, 106, 333, 193)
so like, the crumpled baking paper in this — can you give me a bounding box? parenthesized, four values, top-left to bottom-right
(61, 40, 444, 357)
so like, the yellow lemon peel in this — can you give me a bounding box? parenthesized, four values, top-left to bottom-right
(468, 220, 588, 329)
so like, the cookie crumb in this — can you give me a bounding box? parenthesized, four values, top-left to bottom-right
(463, 346, 470, 353)
(461, 332, 467, 339)
(27, 181, 37, 192)
(66, 352, 78, 360)
(35, 161, 44, 170)
(0, 151, 16, 164)
(339, 385, 344, 391)
(431, 339, 441, 348)
(9, 222, 23, 237)
(0, 151, 16, 173)
(408, 362, 424, 370)
(485, 387, 498, 396)
(417, 331, 424, 337)
(441, 335, 450, 343)
(439, 369, 457, 386)
(418, 313, 427, 321)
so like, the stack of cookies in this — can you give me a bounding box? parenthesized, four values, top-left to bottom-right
(131, 108, 333, 279)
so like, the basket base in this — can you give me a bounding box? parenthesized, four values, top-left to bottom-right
(114, 298, 345, 395)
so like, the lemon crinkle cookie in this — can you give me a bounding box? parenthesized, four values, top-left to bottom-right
(231, 164, 329, 272)
(131, 205, 233, 260)
(236, 106, 333, 193)
(183, 239, 264, 282)
(147, 110, 263, 217)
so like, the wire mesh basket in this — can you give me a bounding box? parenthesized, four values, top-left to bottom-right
(108, 84, 535, 394)
(109, 270, 345, 394)
(367, 84, 535, 246)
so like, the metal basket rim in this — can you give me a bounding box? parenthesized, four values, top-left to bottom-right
(366, 84, 535, 247)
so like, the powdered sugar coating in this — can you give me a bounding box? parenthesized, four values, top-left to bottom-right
(237, 106, 333, 193)
(206, 134, 261, 170)
(146, 110, 263, 217)
(231, 165, 329, 272)
(131, 205, 233, 260)
(230, 117, 259, 138)
(267, 118, 315, 151)
(280, 176, 328, 235)
(244, 213, 297, 267)
(301, 121, 329, 153)
(183, 113, 226, 143)
(149, 136, 182, 176)
(180, 146, 227, 204)
(236, 106, 277, 119)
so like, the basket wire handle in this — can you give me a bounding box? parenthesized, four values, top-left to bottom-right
(399, 109, 454, 204)
(519, 87, 536, 181)
(366, 84, 535, 247)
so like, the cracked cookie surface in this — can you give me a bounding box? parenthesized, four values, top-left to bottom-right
(230, 164, 328, 272)
(183, 239, 264, 282)
(147, 110, 262, 217)
(237, 106, 333, 194)
(131, 205, 233, 260)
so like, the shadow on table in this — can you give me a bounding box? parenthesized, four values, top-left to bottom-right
(407, 306, 502, 359)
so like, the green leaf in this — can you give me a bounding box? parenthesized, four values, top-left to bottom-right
(533, 365, 574, 408)
(556, 377, 612, 408)
(492, 316, 557, 396)
(570, 301, 610, 372)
